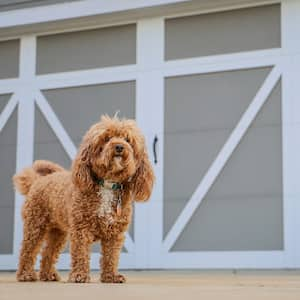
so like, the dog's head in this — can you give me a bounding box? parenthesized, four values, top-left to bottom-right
(72, 115, 154, 201)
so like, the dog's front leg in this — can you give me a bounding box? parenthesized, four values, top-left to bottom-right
(68, 230, 92, 283)
(100, 234, 126, 283)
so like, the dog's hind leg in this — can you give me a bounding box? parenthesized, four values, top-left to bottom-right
(39, 228, 67, 281)
(16, 208, 48, 281)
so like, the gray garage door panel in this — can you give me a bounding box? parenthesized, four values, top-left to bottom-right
(165, 4, 280, 60)
(37, 24, 136, 74)
(42, 81, 136, 147)
(0, 39, 19, 79)
(171, 81, 282, 251)
(34, 105, 71, 170)
(164, 67, 271, 238)
(0, 106, 17, 254)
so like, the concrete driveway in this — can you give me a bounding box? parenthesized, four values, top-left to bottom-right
(1, 270, 300, 300)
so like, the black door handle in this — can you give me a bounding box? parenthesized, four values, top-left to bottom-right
(153, 135, 158, 164)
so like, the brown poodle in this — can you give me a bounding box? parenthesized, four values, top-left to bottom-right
(13, 115, 155, 283)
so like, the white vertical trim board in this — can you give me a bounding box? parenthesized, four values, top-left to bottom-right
(135, 17, 165, 268)
(0, 93, 18, 268)
(13, 36, 37, 269)
(281, 0, 300, 268)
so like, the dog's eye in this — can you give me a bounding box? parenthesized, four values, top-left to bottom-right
(125, 137, 130, 143)
(105, 136, 110, 142)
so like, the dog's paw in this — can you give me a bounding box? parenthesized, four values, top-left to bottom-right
(39, 270, 61, 281)
(68, 272, 90, 283)
(101, 273, 126, 283)
(16, 270, 37, 282)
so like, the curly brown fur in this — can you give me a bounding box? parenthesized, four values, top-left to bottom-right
(13, 115, 155, 283)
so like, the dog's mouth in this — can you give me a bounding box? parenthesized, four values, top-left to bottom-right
(112, 155, 124, 172)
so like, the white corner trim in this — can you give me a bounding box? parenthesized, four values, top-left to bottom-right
(163, 65, 282, 252)
(0, 0, 187, 28)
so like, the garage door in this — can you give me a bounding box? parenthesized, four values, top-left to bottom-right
(0, 2, 300, 270)
(143, 3, 300, 268)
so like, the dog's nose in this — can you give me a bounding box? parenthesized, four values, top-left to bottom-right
(115, 144, 124, 154)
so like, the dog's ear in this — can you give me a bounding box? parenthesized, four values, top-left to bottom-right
(72, 138, 94, 192)
(131, 150, 155, 202)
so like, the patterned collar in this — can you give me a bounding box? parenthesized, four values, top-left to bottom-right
(97, 178, 123, 191)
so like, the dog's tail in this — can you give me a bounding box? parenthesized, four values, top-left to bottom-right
(13, 160, 65, 196)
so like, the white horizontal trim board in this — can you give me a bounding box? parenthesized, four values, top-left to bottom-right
(164, 48, 281, 77)
(0, 0, 187, 28)
(163, 65, 282, 252)
(161, 251, 289, 269)
(36, 65, 138, 90)
(0, 255, 17, 270)
(0, 49, 281, 93)
(56, 252, 136, 270)
(0, 79, 19, 94)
